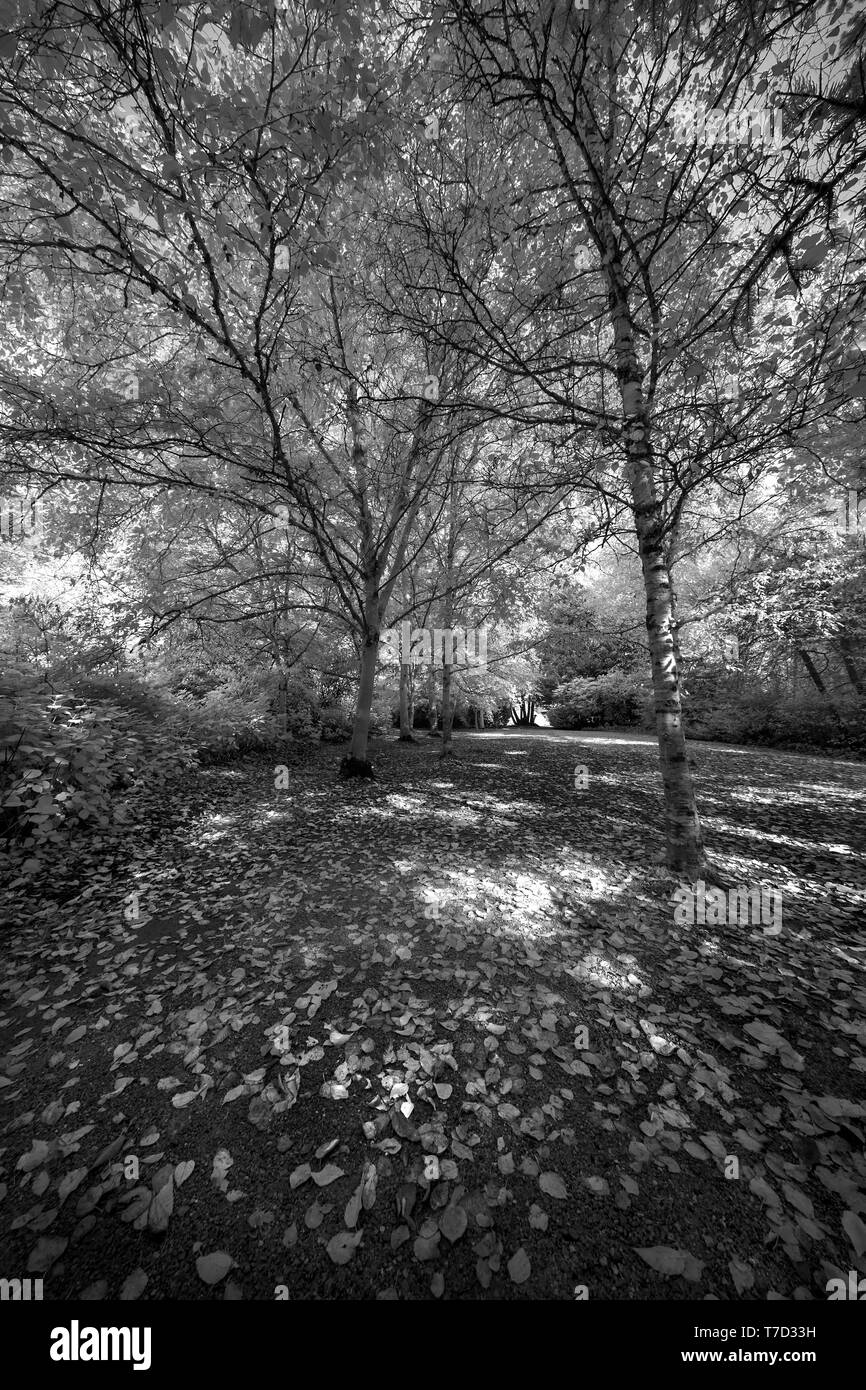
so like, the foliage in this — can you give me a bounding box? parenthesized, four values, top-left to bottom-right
(685, 686, 866, 755)
(548, 670, 650, 730)
(0, 663, 194, 854)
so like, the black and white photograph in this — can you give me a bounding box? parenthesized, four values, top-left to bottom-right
(0, 0, 864, 1363)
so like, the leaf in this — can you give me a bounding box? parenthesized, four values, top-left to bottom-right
(585, 1175, 609, 1196)
(729, 1258, 754, 1294)
(434, 1082, 453, 1100)
(58, 1168, 88, 1204)
(174, 1160, 195, 1187)
(79, 1279, 108, 1299)
(27, 1236, 68, 1272)
(439, 1204, 468, 1243)
(345, 1184, 362, 1229)
(507, 1247, 531, 1284)
(148, 1175, 174, 1233)
(539, 1171, 568, 1200)
(314, 1139, 340, 1161)
(171, 1090, 199, 1108)
(743, 1021, 788, 1051)
(326, 1230, 362, 1265)
(312, 1164, 344, 1187)
(196, 1251, 234, 1285)
(361, 1162, 377, 1210)
(749, 1176, 781, 1207)
(413, 1233, 440, 1261)
(289, 1163, 311, 1189)
(842, 1209, 866, 1258)
(304, 1200, 324, 1229)
(119, 1268, 149, 1300)
(120, 1188, 152, 1223)
(529, 1204, 548, 1231)
(211, 1148, 233, 1188)
(782, 1183, 814, 1219)
(17, 1140, 51, 1173)
(634, 1246, 704, 1281)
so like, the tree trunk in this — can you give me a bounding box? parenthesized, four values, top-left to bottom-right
(276, 669, 289, 739)
(633, 503, 704, 871)
(398, 660, 414, 739)
(474, 706, 484, 731)
(838, 636, 864, 695)
(426, 665, 440, 736)
(440, 660, 454, 755)
(798, 647, 829, 698)
(346, 576, 380, 772)
(348, 634, 378, 762)
(798, 648, 842, 723)
(596, 226, 705, 874)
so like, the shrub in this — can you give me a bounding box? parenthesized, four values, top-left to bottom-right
(0, 663, 194, 854)
(319, 705, 353, 743)
(684, 687, 866, 753)
(548, 669, 648, 728)
(368, 694, 391, 737)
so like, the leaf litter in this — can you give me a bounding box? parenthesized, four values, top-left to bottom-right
(0, 735, 864, 1298)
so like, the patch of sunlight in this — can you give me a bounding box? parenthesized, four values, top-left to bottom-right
(567, 952, 634, 990)
(503, 750, 528, 756)
(469, 761, 507, 771)
(707, 817, 855, 855)
(569, 735, 655, 747)
(385, 794, 428, 812)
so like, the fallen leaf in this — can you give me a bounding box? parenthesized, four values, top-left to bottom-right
(327, 1231, 362, 1265)
(529, 1204, 548, 1231)
(634, 1246, 704, 1281)
(842, 1210, 866, 1258)
(196, 1251, 234, 1285)
(148, 1175, 174, 1234)
(539, 1171, 568, 1200)
(507, 1247, 531, 1284)
(312, 1164, 345, 1187)
(439, 1204, 468, 1243)
(729, 1258, 755, 1294)
(27, 1236, 67, 1273)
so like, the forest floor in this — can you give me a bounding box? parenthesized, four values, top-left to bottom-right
(1, 730, 865, 1301)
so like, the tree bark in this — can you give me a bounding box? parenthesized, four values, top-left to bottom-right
(349, 629, 379, 760)
(398, 659, 414, 739)
(798, 647, 829, 698)
(602, 241, 705, 873)
(838, 635, 864, 695)
(797, 647, 843, 725)
(426, 664, 440, 736)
